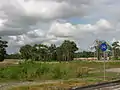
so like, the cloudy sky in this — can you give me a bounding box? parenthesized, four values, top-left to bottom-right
(0, 0, 120, 53)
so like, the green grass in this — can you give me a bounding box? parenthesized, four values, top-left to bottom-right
(0, 61, 92, 81)
(0, 60, 120, 82)
(1, 60, 120, 90)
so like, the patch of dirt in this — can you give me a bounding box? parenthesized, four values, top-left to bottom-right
(0, 59, 19, 68)
(106, 68, 120, 73)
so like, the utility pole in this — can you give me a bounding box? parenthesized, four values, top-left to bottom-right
(103, 51, 106, 81)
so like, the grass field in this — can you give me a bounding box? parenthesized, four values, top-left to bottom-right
(1, 60, 120, 90)
(1, 60, 120, 81)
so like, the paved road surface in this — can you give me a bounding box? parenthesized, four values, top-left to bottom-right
(97, 84, 120, 90)
(71, 84, 120, 90)
(70, 80, 120, 90)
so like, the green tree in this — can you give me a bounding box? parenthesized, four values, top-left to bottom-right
(112, 41, 120, 60)
(94, 40, 102, 60)
(57, 40, 78, 61)
(19, 40, 78, 62)
(56, 47, 63, 62)
(6, 53, 21, 59)
(75, 51, 94, 58)
(48, 44, 57, 61)
(32, 44, 49, 61)
(19, 44, 32, 60)
(0, 37, 8, 61)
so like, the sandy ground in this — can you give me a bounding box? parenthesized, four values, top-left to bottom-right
(0, 59, 19, 64)
(106, 68, 120, 73)
(0, 80, 62, 90)
(0, 79, 85, 90)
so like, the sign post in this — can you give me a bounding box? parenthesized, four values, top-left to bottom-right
(100, 43, 107, 81)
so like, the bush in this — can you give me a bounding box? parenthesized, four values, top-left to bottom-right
(76, 67, 89, 78)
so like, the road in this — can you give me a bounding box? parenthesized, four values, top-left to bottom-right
(70, 80, 120, 90)
(99, 84, 120, 90)
(71, 84, 120, 90)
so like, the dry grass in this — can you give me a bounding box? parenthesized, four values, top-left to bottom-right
(9, 80, 95, 90)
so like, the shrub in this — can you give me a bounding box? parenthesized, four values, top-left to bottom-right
(76, 67, 89, 78)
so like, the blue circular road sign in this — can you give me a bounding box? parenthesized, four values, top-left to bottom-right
(100, 43, 107, 51)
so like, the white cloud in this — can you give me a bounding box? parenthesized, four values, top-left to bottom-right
(0, 0, 120, 53)
(49, 19, 113, 38)
(111, 38, 117, 43)
(5, 18, 114, 53)
(96, 19, 112, 29)
(0, 0, 93, 37)
(21, 0, 92, 19)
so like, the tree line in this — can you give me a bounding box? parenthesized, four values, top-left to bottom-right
(75, 51, 94, 58)
(19, 40, 78, 61)
(0, 37, 8, 61)
(1, 36, 120, 61)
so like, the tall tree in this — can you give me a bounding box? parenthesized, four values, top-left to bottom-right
(19, 40, 78, 62)
(58, 40, 78, 61)
(112, 41, 120, 60)
(48, 44, 57, 61)
(20, 44, 32, 60)
(0, 37, 8, 61)
(33, 44, 49, 61)
(56, 47, 63, 62)
(94, 40, 102, 60)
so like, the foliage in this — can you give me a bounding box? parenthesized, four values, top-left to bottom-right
(75, 51, 94, 58)
(20, 45, 33, 60)
(48, 44, 57, 61)
(0, 61, 93, 81)
(112, 41, 120, 60)
(0, 61, 120, 82)
(6, 53, 21, 59)
(19, 40, 78, 61)
(0, 37, 8, 61)
(59, 40, 78, 61)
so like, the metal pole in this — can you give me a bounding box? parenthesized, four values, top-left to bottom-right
(104, 51, 106, 81)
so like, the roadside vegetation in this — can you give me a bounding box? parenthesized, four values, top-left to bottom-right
(1, 37, 120, 90)
(5, 60, 120, 90)
(0, 61, 91, 82)
(0, 61, 120, 82)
